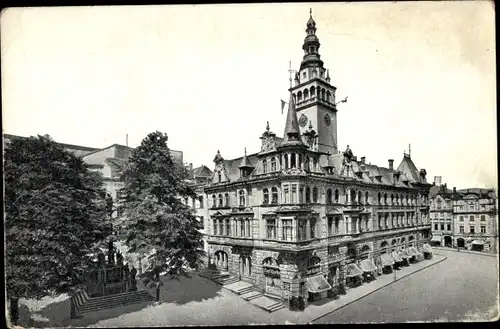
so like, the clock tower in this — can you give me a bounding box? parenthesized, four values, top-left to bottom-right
(290, 9, 339, 155)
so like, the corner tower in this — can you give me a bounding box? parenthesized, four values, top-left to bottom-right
(290, 9, 338, 155)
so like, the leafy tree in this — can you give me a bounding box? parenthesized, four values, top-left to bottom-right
(4, 135, 113, 324)
(118, 131, 204, 281)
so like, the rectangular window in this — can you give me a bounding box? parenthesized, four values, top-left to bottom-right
(378, 215, 382, 230)
(298, 220, 306, 241)
(459, 216, 464, 221)
(284, 185, 289, 204)
(481, 215, 486, 221)
(352, 219, 357, 234)
(292, 184, 297, 203)
(311, 219, 316, 238)
(470, 215, 474, 221)
(199, 196, 204, 209)
(282, 219, 293, 241)
(327, 217, 333, 236)
(225, 219, 231, 236)
(213, 220, 218, 235)
(240, 220, 245, 237)
(266, 219, 276, 239)
(335, 217, 340, 234)
(440, 224, 445, 230)
(219, 220, 224, 236)
(434, 223, 438, 230)
(447, 224, 451, 231)
(459, 206, 464, 211)
(470, 226, 475, 234)
(481, 226, 486, 233)
(459, 226, 464, 233)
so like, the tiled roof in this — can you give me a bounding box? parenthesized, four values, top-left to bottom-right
(192, 165, 213, 178)
(280, 93, 305, 147)
(396, 154, 422, 183)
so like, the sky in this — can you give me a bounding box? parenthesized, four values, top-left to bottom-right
(1, 2, 497, 189)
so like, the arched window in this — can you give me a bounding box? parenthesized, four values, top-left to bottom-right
(298, 91, 303, 102)
(224, 193, 230, 207)
(312, 157, 317, 171)
(239, 190, 245, 207)
(199, 195, 204, 209)
(271, 187, 278, 204)
(284, 155, 289, 169)
(327, 189, 333, 204)
(322, 88, 326, 100)
(358, 191, 363, 204)
(218, 171, 222, 182)
(365, 191, 369, 204)
(351, 190, 356, 203)
(263, 188, 269, 204)
(306, 187, 311, 203)
(326, 90, 331, 103)
(263, 159, 268, 173)
(305, 156, 310, 171)
(384, 193, 388, 204)
(218, 194, 223, 207)
(304, 88, 309, 100)
(378, 192, 381, 204)
(290, 153, 296, 168)
(212, 195, 216, 208)
(335, 189, 339, 203)
(396, 195, 399, 205)
(312, 187, 318, 203)
(271, 157, 276, 171)
(390, 194, 394, 205)
(310, 86, 316, 98)
(293, 93, 296, 103)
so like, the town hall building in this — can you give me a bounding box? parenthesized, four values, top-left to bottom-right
(203, 11, 433, 307)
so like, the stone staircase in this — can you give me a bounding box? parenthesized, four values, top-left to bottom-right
(74, 290, 156, 315)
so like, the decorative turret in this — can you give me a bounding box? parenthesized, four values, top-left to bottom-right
(300, 9, 324, 71)
(302, 120, 318, 150)
(213, 150, 224, 164)
(279, 92, 307, 148)
(260, 121, 277, 153)
(239, 148, 254, 178)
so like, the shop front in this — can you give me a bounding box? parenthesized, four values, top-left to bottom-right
(262, 257, 281, 298)
(345, 263, 363, 288)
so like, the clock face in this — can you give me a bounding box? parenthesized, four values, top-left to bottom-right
(324, 114, 331, 126)
(299, 114, 308, 127)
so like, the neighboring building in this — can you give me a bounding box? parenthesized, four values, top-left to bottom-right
(430, 179, 498, 253)
(204, 12, 432, 308)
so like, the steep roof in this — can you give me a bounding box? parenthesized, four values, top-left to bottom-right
(280, 93, 306, 148)
(192, 165, 213, 178)
(396, 154, 423, 183)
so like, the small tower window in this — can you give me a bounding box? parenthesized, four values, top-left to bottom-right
(327, 189, 333, 204)
(218, 194, 223, 207)
(212, 195, 216, 208)
(225, 193, 230, 207)
(306, 187, 311, 203)
(335, 189, 339, 203)
(312, 187, 318, 203)
(218, 171, 222, 182)
(263, 159, 268, 173)
(322, 88, 326, 100)
(303, 72, 307, 79)
(291, 153, 296, 168)
(298, 91, 303, 102)
(304, 89, 309, 100)
(310, 86, 315, 98)
(327, 90, 331, 103)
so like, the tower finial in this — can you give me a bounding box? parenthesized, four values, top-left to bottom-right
(266, 121, 270, 131)
(310, 8, 312, 18)
(288, 60, 293, 88)
(244, 147, 247, 156)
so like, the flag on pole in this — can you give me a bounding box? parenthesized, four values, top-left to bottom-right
(281, 99, 286, 114)
(341, 96, 348, 103)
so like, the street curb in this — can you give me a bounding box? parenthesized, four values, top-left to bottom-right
(308, 256, 448, 324)
(432, 247, 498, 258)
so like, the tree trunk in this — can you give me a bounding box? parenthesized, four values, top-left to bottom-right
(10, 297, 19, 326)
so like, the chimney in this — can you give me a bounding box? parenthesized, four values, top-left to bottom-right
(434, 176, 442, 186)
(388, 159, 394, 170)
(453, 187, 456, 194)
(360, 156, 366, 164)
(189, 163, 193, 172)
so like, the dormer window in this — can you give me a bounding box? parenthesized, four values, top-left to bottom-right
(263, 159, 268, 173)
(303, 72, 307, 79)
(218, 171, 222, 182)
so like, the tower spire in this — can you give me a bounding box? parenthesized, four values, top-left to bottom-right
(280, 91, 306, 148)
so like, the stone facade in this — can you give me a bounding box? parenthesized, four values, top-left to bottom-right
(203, 11, 433, 308)
(430, 182, 498, 253)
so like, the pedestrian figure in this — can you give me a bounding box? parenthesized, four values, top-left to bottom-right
(130, 266, 137, 291)
(393, 269, 397, 281)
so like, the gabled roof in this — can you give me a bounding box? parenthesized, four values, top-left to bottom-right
(396, 154, 421, 183)
(192, 165, 213, 178)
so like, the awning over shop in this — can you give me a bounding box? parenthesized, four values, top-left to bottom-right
(472, 239, 485, 245)
(346, 263, 364, 278)
(408, 247, 421, 257)
(422, 243, 433, 254)
(399, 250, 411, 259)
(390, 251, 403, 263)
(380, 253, 395, 267)
(306, 275, 332, 294)
(431, 236, 442, 243)
(359, 259, 377, 273)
